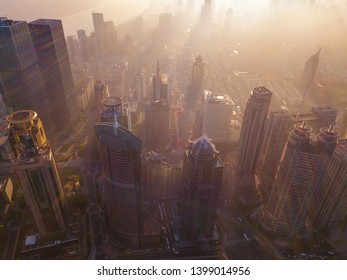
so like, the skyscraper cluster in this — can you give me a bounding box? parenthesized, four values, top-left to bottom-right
(0, 17, 76, 136)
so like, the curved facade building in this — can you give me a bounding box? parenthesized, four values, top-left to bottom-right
(256, 122, 338, 238)
(95, 123, 142, 246)
(8, 110, 65, 236)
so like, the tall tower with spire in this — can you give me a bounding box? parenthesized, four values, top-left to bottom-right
(183, 135, 223, 240)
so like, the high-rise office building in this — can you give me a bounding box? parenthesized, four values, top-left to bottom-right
(300, 49, 320, 92)
(151, 60, 168, 102)
(190, 55, 205, 106)
(0, 18, 51, 130)
(144, 151, 183, 200)
(257, 109, 293, 192)
(257, 105, 337, 193)
(144, 100, 170, 150)
(8, 110, 65, 236)
(135, 70, 147, 101)
(95, 122, 143, 246)
(202, 92, 235, 144)
(309, 139, 347, 227)
(77, 29, 90, 63)
(28, 19, 76, 131)
(92, 13, 105, 34)
(183, 135, 223, 240)
(256, 123, 338, 238)
(233, 86, 272, 205)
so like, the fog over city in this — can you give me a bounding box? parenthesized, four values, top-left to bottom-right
(0, 0, 347, 261)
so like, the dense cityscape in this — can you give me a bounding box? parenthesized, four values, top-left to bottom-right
(0, 0, 347, 260)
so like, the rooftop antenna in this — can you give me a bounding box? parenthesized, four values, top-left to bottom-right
(113, 107, 119, 135)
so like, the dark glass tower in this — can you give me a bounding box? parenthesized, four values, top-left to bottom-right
(28, 19, 76, 131)
(95, 122, 143, 246)
(190, 55, 204, 106)
(0, 18, 51, 131)
(183, 135, 223, 240)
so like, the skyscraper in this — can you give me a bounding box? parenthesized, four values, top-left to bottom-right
(77, 29, 90, 63)
(256, 123, 338, 238)
(233, 86, 272, 205)
(28, 19, 76, 131)
(257, 109, 294, 193)
(95, 122, 143, 246)
(92, 13, 105, 34)
(202, 92, 235, 144)
(309, 139, 347, 227)
(201, 0, 213, 23)
(151, 60, 168, 102)
(183, 135, 223, 240)
(135, 70, 147, 101)
(144, 100, 170, 149)
(0, 18, 50, 130)
(190, 55, 205, 106)
(8, 110, 65, 236)
(300, 49, 320, 92)
(257, 105, 337, 194)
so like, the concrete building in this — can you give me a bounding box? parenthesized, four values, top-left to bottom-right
(8, 110, 66, 236)
(183, 135, 223, 240)
(144, 151, 183, 200)
(144, 100, 170, 150)
(76, 76, 94, 111)
(256, 123, 338, 239)
(233, 86, 272, 205)
(95, 122, 143, 246)
(202, 92, 235, 144)
(151, 60, 169, 102)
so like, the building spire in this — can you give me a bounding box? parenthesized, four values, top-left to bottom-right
(113, 109, 119, 135)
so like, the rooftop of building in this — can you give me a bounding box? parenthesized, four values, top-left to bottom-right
(95, 122, 142, 150)
(6, 110, 37, 125)
(143, 215, 161, 237)
(102, 97, 122, 107)
(312, 105, 337, 117)
(0, 18, 21, 27)
(29, 19, 61, 26)
(146, 150, 182, 167)
(252, 86, 273, 97)
(205, 92, 234, 105)
(190, 135, 218, 161)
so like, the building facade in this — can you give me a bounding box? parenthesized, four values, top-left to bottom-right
(8, 110, 65, 236)
(183, 135, 223, 240)
(95, 123, 143, 246)
(256, 123, 338, 238)
(202, 92, 235, 144)
(233, 86, 272, 205)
